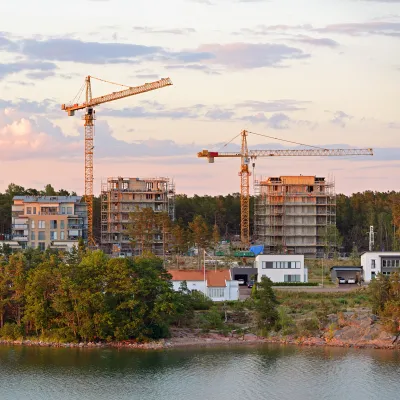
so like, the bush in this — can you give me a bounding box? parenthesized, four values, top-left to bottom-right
(296, 317, 320, 337)
(0, 323, 24, 340)
(190, 290, 213, 310)
(276, 306, 296, 335)
(201, 307, 224, 330)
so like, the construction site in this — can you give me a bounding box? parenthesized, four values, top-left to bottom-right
(253, 175, 336, 258)
(100, 176, 175, 257)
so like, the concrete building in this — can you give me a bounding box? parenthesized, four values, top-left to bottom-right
(101, 177, 175, 256)
(169, 269, 239, 301)
(361, 252, 400, 282)
(11, 196, 87, 250)
(254, 175, 336, 258)
(255, 254, 308, 283)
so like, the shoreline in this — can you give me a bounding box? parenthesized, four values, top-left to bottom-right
(1, 333, 399, 351)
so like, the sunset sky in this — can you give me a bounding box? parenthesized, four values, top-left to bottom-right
(0, 0, 399, 196)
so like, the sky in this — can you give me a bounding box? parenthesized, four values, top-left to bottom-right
(0, 0, 399, 196)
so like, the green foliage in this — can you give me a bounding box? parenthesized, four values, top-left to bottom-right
(0, 249, 185, 343)
(369, 272, 400, 334)
(251, 277, 279, 332)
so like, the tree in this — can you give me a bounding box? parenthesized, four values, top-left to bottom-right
(212, 223, 221, 253)
(323, 225, 343, 257)
(188, 215, 210, 268)
(251, 276, 279, 333)
(43, 184, 56, 196)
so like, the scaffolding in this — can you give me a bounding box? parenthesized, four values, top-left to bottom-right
(254, 175, 336, 258)
(100, 176, 175, 256)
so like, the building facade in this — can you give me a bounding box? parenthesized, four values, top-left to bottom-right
(254, 175, 336, 258)
(169, 269, 239, 301)
(255, 254, 308, 283)
(11, 196, 87, 250)
(101, 177, 175, 256)
(360, 252, 400, 282)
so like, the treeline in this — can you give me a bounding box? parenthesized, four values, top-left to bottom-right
(1, 183, 400, 253)
(0, 246, 194, 342)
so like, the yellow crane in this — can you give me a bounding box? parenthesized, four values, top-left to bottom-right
(62, 76, 173, 245)
(198, 129, 373, 246)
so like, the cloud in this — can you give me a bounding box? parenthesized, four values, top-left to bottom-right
(0, 61, 57, 79)
(242, 112, 291, 129)
(165, 63, 220, 74)
(236, 99, 310, 112)
(330, 110, 353, 127)
(204, 108, 235, 120)
(0, 33, 309, 70)
(0, 98, 56, 114)
(289, 35, 339, 47)
(192, 43, 309, 68)
(316, 22, 400, 37)
(133, 27, 196, 35)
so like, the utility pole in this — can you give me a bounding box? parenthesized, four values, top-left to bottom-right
(368, 226, 375, 252)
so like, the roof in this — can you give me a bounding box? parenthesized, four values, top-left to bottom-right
(168, 269, 231, 287)
(207, 270, 231, 287)
(330, 266, 363, 271)
(13, 196, 82, 203)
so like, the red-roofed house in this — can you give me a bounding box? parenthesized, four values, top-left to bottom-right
(169, 269, 239, 301)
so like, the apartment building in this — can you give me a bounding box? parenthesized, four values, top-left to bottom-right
(254, 175, 336, 258)
(101, 177, 175, 256)
(12, 196, 88, 250)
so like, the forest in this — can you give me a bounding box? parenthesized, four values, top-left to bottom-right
(1, 183, 400, 253)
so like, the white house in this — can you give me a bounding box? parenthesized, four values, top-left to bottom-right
(360, 252, 400, 282)
(255, 254, 308, 283)
(168, 269, 239, 301)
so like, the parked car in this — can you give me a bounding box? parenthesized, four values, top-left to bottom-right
(247, 280, 255, 288)
(347, 278, 356, 284)
(237, 279, 245, 285)
(338, 277, 347, 284)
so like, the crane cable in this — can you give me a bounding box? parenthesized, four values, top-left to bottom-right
(90, 76, 131, 88)
(69, 80, 86, 105)
(216, 131, 243, 152)
(247, 131, 328, 151)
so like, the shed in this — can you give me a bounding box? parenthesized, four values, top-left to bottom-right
(330, 266, 363, 283)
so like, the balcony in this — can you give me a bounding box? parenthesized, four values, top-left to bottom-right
(12, 224, 28, 230)
(12, 236, 28, 242)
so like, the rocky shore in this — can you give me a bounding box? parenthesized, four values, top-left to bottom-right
(1, 311, 399, 351)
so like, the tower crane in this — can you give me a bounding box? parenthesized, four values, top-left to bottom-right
(198, 130, 373, 246)
(62, 76, 173, 245)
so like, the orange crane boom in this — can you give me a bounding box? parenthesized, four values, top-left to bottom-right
(62, 76, 173, 246)
(198, 130, 373, 246)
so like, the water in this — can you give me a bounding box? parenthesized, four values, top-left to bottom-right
(1, 344, 399, 400)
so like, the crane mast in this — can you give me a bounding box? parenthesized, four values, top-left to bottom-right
(62, 76, 173, 246)
(198, 130, 373, 246)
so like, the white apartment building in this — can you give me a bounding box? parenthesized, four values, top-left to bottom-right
(12, 196, 88, 250)
(360, 252, 400, 282)
(255, 254, 308, 283)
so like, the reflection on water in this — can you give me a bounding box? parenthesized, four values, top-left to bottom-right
(1, 344, 400, 400)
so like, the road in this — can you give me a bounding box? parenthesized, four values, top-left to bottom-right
(239, 284, 360, 299)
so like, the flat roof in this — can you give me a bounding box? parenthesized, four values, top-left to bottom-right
(13, 196, 82, 203)
(330, 266, 362, 271)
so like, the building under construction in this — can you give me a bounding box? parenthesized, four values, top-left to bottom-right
(101, 177, 175, 256)
(254, 175, 336, 258)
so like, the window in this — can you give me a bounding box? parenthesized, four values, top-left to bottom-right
(61, 207, 66, 214)
(371, 259, 376, 269)
(50, 231, 57, 240)
(31, 220, 35, 229)
(262, 261, 273, 269)
(67, 207, 73, 215)
(146, 194, 152, 199)
(284, 274, 301, 282)
(31, 243, 35, 248)
(27, 207, 32, 214)
(50, 220, 57, 229)
(208, 288, 225, 298)
(60, 231, 65, 240)
(31, 231, 35, 240)
(33, 207, 37, 215)
(60, 220, 65, 229)
(38, 221, 45, 229)
(39, 242, 45, 251)
(38, 232, 45, 240)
